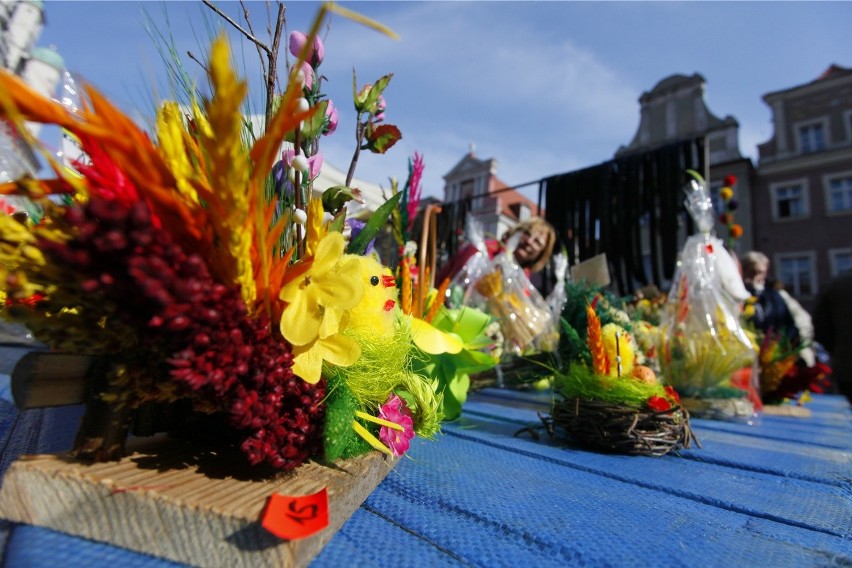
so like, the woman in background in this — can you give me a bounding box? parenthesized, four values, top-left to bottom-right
(436, 216, 556, 288)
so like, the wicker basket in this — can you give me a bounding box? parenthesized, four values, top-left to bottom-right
(544, 397, 698, 457)
(470, 352, 557, 391)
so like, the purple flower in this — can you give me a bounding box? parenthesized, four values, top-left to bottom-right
(346, 218, 375, 255)
(378, 394, 415, 457)
(289, 31, 324, 67)
(271, 160, 295, 199)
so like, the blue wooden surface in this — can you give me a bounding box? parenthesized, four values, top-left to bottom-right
(1, 344, 850, 567)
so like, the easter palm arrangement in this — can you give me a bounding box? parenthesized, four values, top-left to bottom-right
(0, 4, 504, 563)
(0, 3, 446, 474)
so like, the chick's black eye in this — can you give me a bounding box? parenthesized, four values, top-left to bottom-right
(370, 276, 380, 286)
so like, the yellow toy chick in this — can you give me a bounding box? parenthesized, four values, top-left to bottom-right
(345, 255, 399, 337)
(601, 323, 636, 378)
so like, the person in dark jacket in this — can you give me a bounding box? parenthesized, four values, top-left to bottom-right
(741, 251, 813, 351)
(813, 271, 852, 403)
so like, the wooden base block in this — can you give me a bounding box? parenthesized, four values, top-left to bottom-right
(0, 436, 395, 567)
(761, 404, 812, 418)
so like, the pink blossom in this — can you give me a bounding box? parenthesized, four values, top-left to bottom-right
(289, 31, 324, 67)
(292, 61, 314, 91)
(281, 149, 324, 181)
(374, 95, 386, 121)
(324, 100, 338, 135)
(378, 394, 415, 457)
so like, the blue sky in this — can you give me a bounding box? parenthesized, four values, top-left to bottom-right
(36, 1, 852, 201)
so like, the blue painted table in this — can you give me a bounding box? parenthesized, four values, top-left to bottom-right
(1, 345, 850, 567)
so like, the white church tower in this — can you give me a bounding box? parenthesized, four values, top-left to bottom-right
(1, 0, 45, 73)
(0, 0, 64, 181)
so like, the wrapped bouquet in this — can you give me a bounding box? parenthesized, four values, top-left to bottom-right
(658, 172, 759, 421)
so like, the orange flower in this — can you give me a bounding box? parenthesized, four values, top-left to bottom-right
(729, 224, 743, 238)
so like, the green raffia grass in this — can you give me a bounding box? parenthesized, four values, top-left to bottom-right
(330, 317, 442, 439)
(323, 374, 372, 460)
(553, 364, 669, 409)
(661, 333, 754, 397)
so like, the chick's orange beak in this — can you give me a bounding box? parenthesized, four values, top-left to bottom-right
(381, 275, 396, 288)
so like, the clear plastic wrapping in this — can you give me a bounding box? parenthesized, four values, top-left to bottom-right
(658, 173, 760, 419)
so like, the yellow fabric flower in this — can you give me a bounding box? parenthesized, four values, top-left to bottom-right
(305, 197, 328, 257)
(720, 186, 734, 201)
(291, 332, 361, 385)
(279, 232, 364, 347)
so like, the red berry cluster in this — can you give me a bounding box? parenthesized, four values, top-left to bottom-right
(42, 193, 325, 471)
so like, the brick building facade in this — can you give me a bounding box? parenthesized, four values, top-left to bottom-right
(754, 64, 852, 311)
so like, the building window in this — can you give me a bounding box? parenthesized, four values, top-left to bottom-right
(846, 110, 852, 143)
(777, 253, 815, 296)
(829, 248, 852, 277)
(826, 174, 852, 213)
(798, 122, 826, 153)
(460, 179, 475, 201)
(846, 110, 852, 142)
(771, 181, 808, 220)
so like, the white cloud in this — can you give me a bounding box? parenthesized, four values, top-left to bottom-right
(313, 2, 640, 197)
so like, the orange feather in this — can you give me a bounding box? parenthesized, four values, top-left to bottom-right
(587, 305, 607, 375)
(400, 258, 412, 315)
(424, 277, 450, 324)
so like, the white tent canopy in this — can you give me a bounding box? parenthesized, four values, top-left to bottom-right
(312, 160, 390, 218)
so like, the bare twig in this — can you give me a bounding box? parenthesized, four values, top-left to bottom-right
(346, 115, 364, 187)
(186, 51, 209, 74)
(202, 0, 272, 56)
(266, 3, 285, 126)
(202, 0, 286, 127)
(240, 0, 268, 82)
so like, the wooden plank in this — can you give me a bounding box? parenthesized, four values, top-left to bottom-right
(11, 352, 93, 408)
(0, 436, 396, 567)
(761, 404, 812, 418)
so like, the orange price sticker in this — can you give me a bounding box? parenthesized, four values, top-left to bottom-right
(261, 488, 329, 540)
